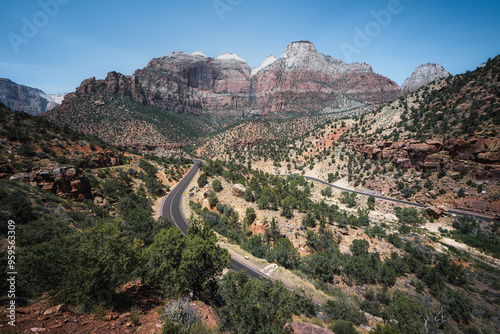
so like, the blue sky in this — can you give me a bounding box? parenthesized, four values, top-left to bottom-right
(1, 0, 499, 93)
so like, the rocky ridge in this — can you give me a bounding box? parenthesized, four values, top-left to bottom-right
(401, 63, 451, 94)
(10, 166, 92, 201)
(0, 78, 65, 115)
(353, 138, 500, 180)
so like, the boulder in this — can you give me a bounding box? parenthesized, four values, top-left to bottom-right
(9, 173, 31, 181)
(232, 184, 246, 198)
(407, 143, 438, 163)
(426, 206, 444, 219)
(477, 151, 500, 164)
(381, 148, 393, 159)
(423, 161, 441, 172)
(446, 139, 487, 157)
(43, 304, 67, 316)
(31, 167, 91, 200)
(394, 158, 412, 168)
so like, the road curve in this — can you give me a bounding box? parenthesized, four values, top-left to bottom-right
(160, 160, 266, 279)
(287, 175, 495, 222)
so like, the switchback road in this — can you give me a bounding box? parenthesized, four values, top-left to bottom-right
(160, 160, 266, 279)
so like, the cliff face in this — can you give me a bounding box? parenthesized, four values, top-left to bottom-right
(61, 41, 402, 116)
(0, 78, 64, 115)
(252, 41, 401, 113)
(402, 63, 451, 94)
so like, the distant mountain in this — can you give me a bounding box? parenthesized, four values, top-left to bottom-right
(402, 63, 451, 94)
(0, 78, 65, 115)
(55, 41, 401, 118)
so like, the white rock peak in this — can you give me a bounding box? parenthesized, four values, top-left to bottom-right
(251, 55, 278, 76)
(217, 52, 246, 63)
(191, 51, 207, 57)
(402, 63, 451, 94)
(281, 41, 317, 59)
(42, 93, 66, 105)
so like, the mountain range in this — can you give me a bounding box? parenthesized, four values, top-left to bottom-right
(3, 41, 454, 120)
(2, 41, 461, 148)
(54, 41, 402, 117)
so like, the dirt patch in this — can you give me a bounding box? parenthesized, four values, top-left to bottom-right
(439, 237, 500, 270)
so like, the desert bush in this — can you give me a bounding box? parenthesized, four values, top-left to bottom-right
(162, 298, 201, 332)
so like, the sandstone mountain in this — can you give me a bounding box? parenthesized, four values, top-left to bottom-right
(401, 63, 451, 94)
(56, 41, 401, 117)
(0, 78, 65, 115)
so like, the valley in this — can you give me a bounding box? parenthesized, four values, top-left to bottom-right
(1, 42, 499, 334)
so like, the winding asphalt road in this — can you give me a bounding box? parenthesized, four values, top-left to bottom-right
(160, 160, 266, 279)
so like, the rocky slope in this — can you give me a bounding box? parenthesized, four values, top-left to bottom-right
(0, 78, 65, 115)
(56, 41, 401, 118)
(0, 101, 128, 199)
(44, 88, 248, 147)
(401, 63, 451, 94)
(354, 138, 500, 180)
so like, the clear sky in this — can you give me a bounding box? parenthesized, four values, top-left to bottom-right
(1, 0, 499, 94)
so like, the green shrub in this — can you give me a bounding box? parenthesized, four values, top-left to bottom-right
(0, 190, 36, 228)
(384, 292, 425, 334)
(243, 207, 256, 226)
(207, 190, 218, 207)
(367, 196, 376, 210)
(146, 176, 165, 196)
(212, 179, 222, 192)
(17, 143, 36, 157)
(197, 173, 208, 188)
(144, 225, 230, 300)
(18, 220, 141, 307)
(219, 271, 295, 334)
(350, 239, 369, 256)
(325, 294, 367, 325)
(266, 237, 301, 269)
(331, 320, 358, 334)
(139, 160, 157, 178)
(370, 323, 401, 334)
(161, 298, 201, 333)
